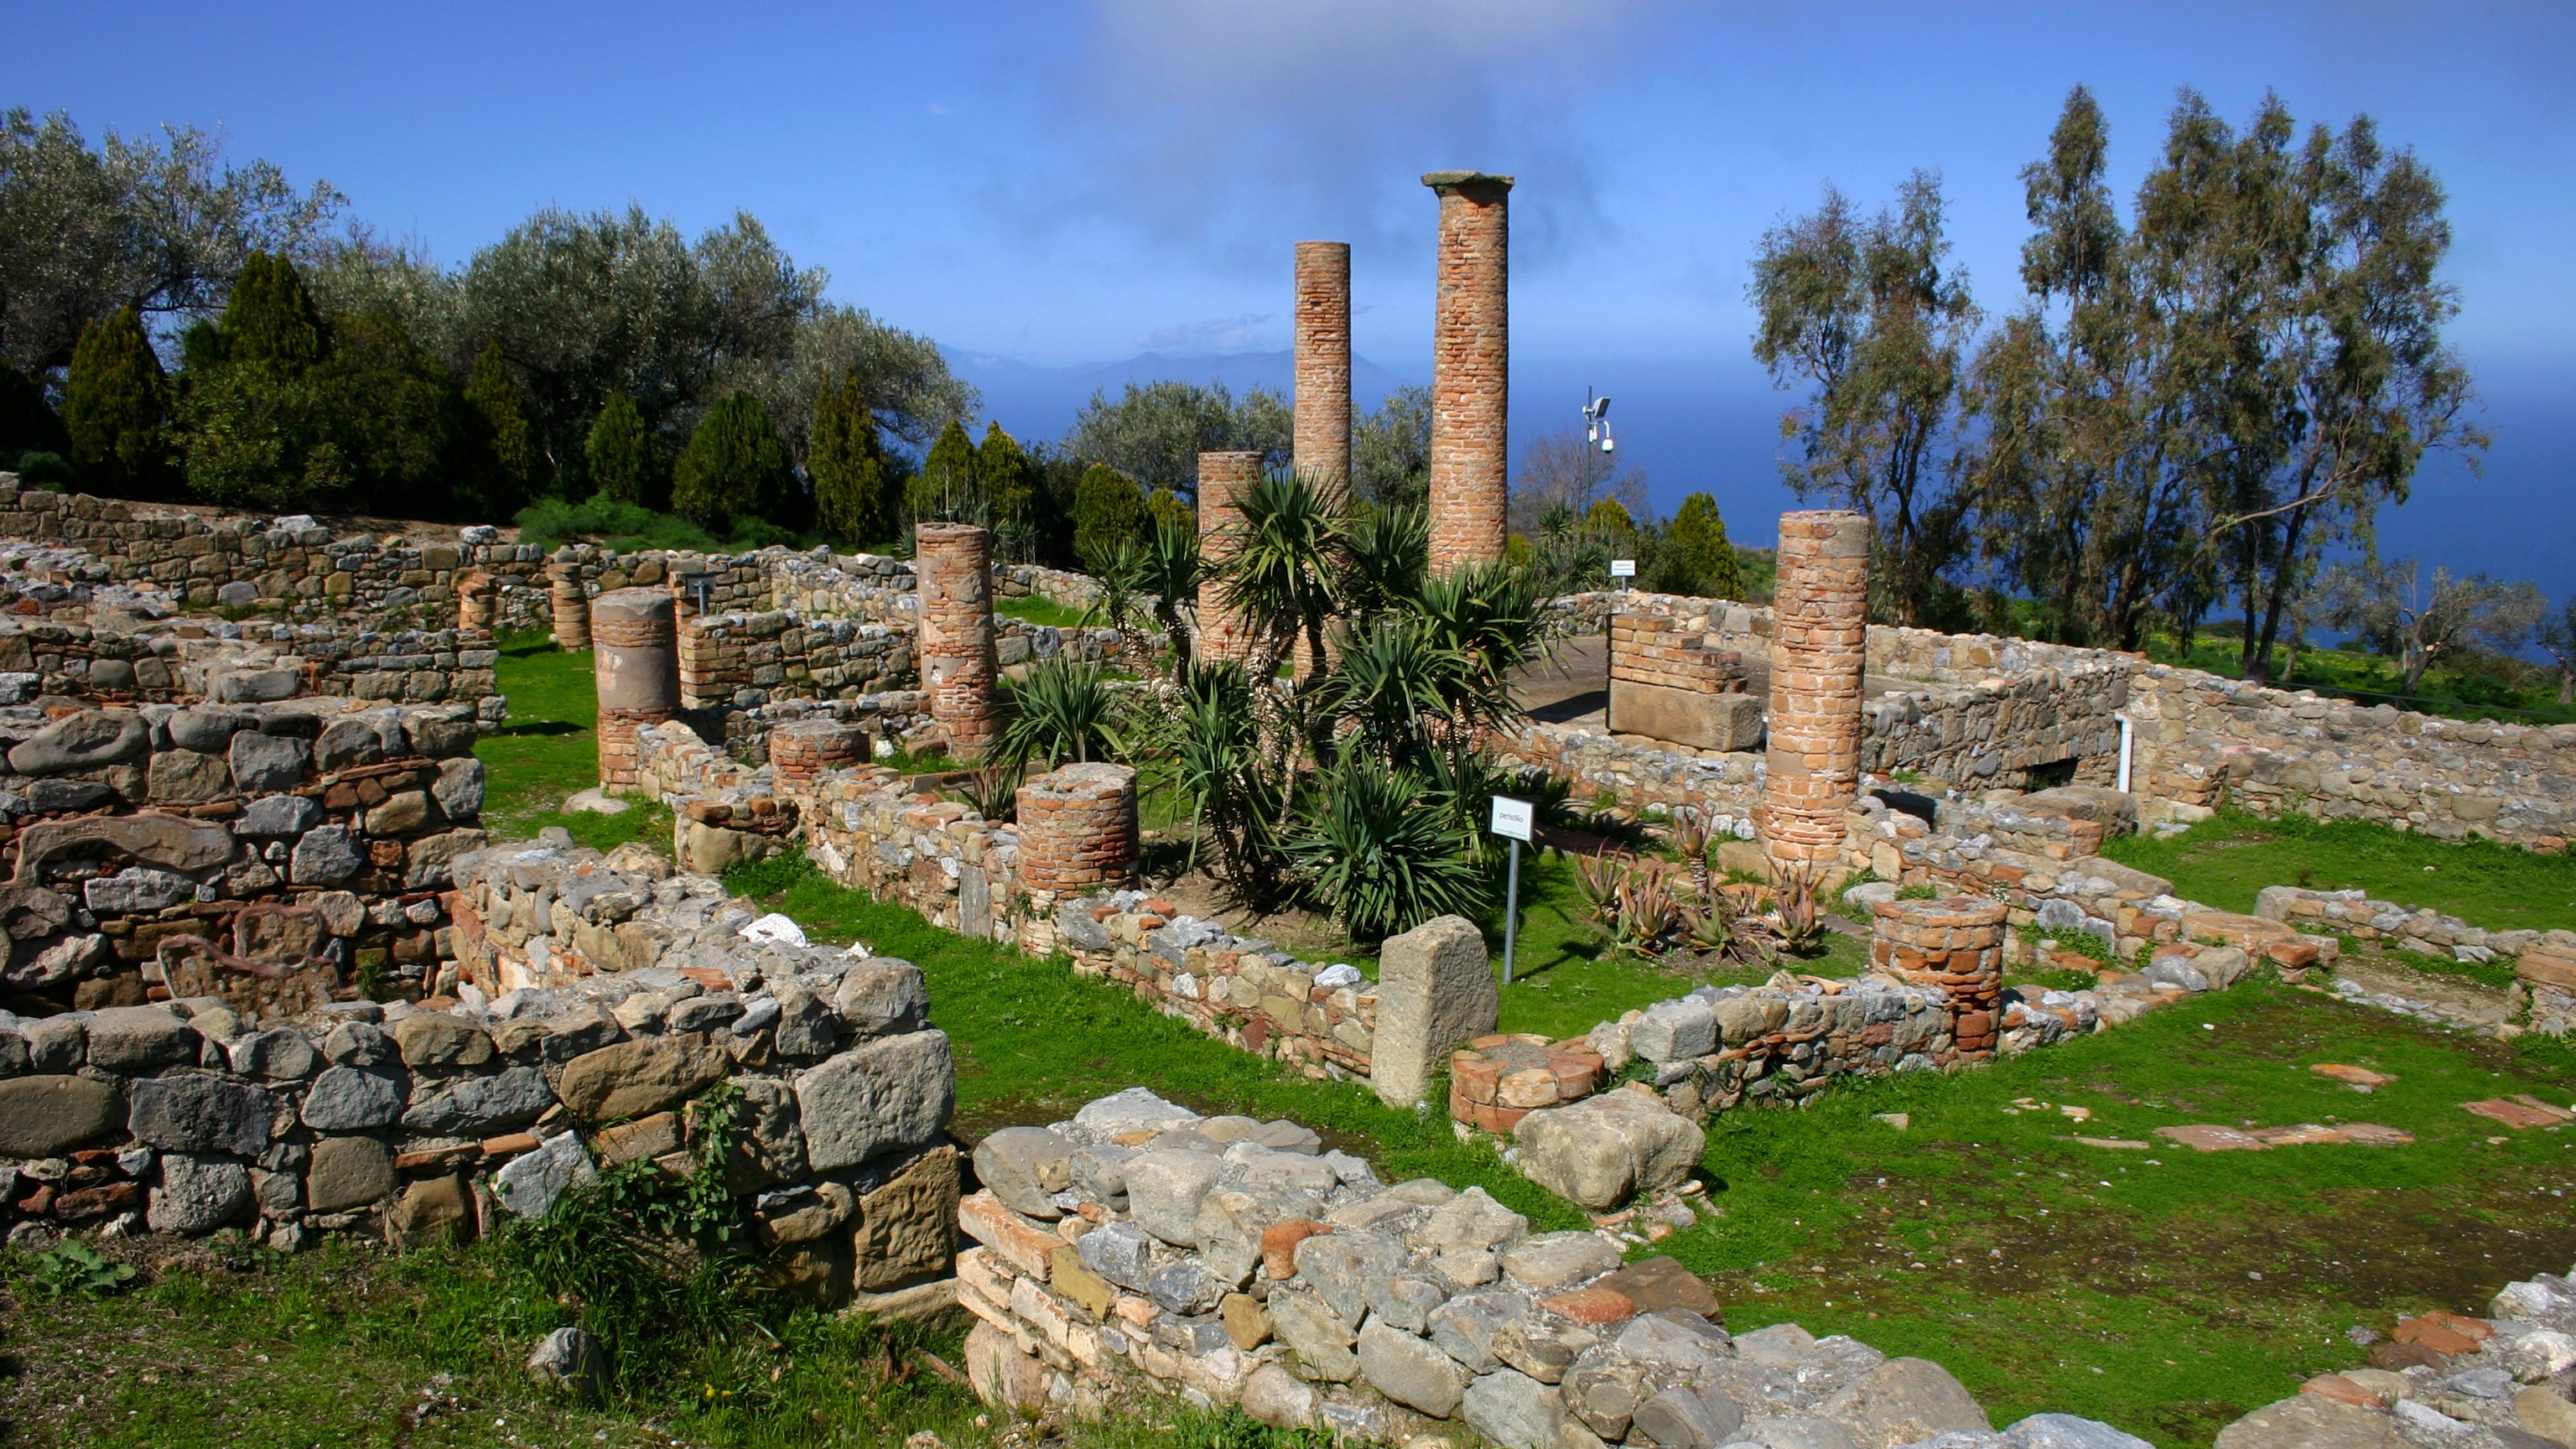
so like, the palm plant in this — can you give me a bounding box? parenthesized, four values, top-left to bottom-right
(1219, 468, 1348, 684)
(996, 655, 1123, 767)
(1339, 502, 1428, 620)
(1170, 662, 1283, 896)
(1136, 512, 1202, 685)
(1670, 811, 1714, 899)
(1286, 752, 1489, 941)
(1412, 560, 1548, 741)
(1323, 614, 1472, 770)
(1079, 539, 1157, 675)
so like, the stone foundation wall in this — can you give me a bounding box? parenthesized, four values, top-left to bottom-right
(0, 838, 962, 1308)
(0, 697, 489, 1017)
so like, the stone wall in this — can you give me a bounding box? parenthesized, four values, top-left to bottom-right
(956, 1083, 2138, 1449)
(0, 697, 489, 1016)
(0, 837, 962, 1312)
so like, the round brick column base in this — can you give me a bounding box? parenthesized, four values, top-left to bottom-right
(915, 523, 1001, 757)
(1015, 763, 1140, 893)
(1870, 896, 2006, 1056)
(591, 587, 679, 792)
(597, 708, 675, 792)
(770, 718, 870, 787)
(1762, 509, 1870, 875)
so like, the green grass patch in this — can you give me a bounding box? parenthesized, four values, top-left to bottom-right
(996, 593, 1093, 630)
(2101, 807, 2576, 935)
(478, 638, 671, 853)
(2143, 630, 2574, 726)
(1652, 977, 2576, 1446)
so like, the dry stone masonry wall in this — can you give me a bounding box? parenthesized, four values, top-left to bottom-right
(956, 1085, 2148, 1449)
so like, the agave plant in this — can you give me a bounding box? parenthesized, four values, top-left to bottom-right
(1669, 811, 1714, 899)
(1286, 752, 1489, 942)
(997, 655, 1124, 768)
(1770, 862, 1831, 956)
(1612, 864, 1692, 958)
(1685, 885, 1777, 969)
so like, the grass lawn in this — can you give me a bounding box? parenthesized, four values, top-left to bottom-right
(2102, 807, 2576, 935)
(478, 638, 673, 854)
(996, 594, 1093, 630)
(2142, 631, 2573, 726)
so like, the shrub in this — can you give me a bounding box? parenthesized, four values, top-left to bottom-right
(62, 305, 172, 493)
(462, 341, 545, 517)
(1290, 752, 1490, 941)
(908, 418, 979, 525)
(671, 392, 792, 532)
(0, 360, 68, 460)
(10, 451, 74, 489)
(586, 392, 666, 511)
(998, 655, 1124, 767)
(1072, 463, 1152, 566)
(221, 252, 328, 368)
(809, 369, 895, 546)
(1650, 491, 1743, 600)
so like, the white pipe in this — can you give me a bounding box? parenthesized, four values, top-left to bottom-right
(2116, 712, 2134, 794)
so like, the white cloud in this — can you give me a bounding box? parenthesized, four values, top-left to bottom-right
(1136, 312, 1278, 353)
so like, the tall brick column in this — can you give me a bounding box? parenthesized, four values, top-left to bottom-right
(1196, 450, 1265, 665)
(456, 572, 499, 631)
(1761, 510, 1871, 874)
(914, 522, 1001, 758)
(548, 556, 591, 652)
(1014, 763, 1139, 895)
(591, 587, 679, 792)
(1869, 896, 2005, 1059)
(1293, 241, 1353, 486)
(1422, 171, 1512, 574)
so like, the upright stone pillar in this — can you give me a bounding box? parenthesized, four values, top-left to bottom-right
(591, 587, 679, 792)
(1422, 171, 1513, 574)
(456, 572, 499, 631)
(1015, 763, 1140, 895)
(913, 523, 1001, 759)
(1761, 510, 1871, 875)
(1372, 914, 1498, 1109)
(548, 557, 590, 652)
(1196, 450, 1265, 666)
(1293, 241, 1353, 486)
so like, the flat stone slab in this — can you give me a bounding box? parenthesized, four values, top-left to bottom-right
(2153, 1124, 2270, 1152)
(2070, 1137, 2153, 1150)
(2461, 1097, 2573, 1129)
(2310, 1063, 2394, 1088)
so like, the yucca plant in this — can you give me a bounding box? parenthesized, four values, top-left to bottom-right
(1079, 538, 1158, 673)
(1325, 614, 1472, 769)
(1171, 662, 1283, 896)
(1287, 753, 1489, 942)
(1339, 501, 1428, 619)
(949, 761, 1024, 822)
(1412, 559, 1548, 740)
(997, 655, 1123, 767)
(1218, 468, 1348, 683)
(1138, 512, 1202, 683)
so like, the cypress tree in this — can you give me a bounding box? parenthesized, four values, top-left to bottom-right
(221, 252, 328, 368)
(462, 342, 543, 517)
(1070, 463, 1150, 567)
(671, 392, 792, 532)
(585, 392, 665, 511)
(62, 306, 172, 493)
(909, 419, 980, 523)
(1654, 491, 1743, 600)
(810, 370, 893, 545)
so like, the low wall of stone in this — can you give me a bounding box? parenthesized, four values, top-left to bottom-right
(0, 838, 962, 1311)
(956, 1084, 2139, 1449)
(0, 698, 489, 1015)
(1052, 894, 1379, 1081)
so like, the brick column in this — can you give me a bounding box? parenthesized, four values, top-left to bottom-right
(1293, 241, 1352, 486)
(591, 587, 678, 792)
(1196, 450, 1264, 665)
(1869, 896, 2006, 1058)
(456, 572, 499, 631)
(914, 522, 1001, 758)
(1015, 763, 1139, 893)
(1422, 171, 1512, 574)
(548, 557, 590, 652)
(769, 718, 869, 788)
(1761, 510, 1870, 875)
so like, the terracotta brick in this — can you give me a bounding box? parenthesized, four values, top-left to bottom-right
(1422, 171, 1511, 574)
(915, 523, 1000, 755)
(1294, 242, 1352, 486)
(1197, 451, 1265, 664)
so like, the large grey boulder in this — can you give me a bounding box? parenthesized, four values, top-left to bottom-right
(794, 1029, 953, 1172)
(1503, 1230, 1623, 1291)
(974, 1125, 1072, 1218)
(126, 1074, 273, 1157)
(9, 709, 148, 775)
(0, 1074, 122, 1156)
(1242, 1362, 1321, 1431)
(1633, 1384, 1745, 1449)
(556, 1036, 725, 1122)
(1124, 1147, 1228, 1246)
(1817, 1358, 1992, 1449)
(1296, 1227, 1408, 1322)
(168, 707, 243, 754)
(1464, 1368, 1571, 1449)
(434, 757, 486, 819)
(1372, 914, 1496, 1107)
(1072, 1087, 1199, 1135)
(1359, 1319, 1471, 1418)
(301, 1066, 406, 1130)
(1073, 1218, 1156, 1290)
(833, 959, 927, 1035)
(403, 1064, 553, 1135)
(290, 825, 363, 885)
(495, 1132, 596, 1218)
(770, 986, 839, 1057)
(1631, 1000, 1717, 1063)
(526, 1325, 607, 1401)
(149, 1152, 251, 1233)
(1516, 1090, 1707, 1211)
(229, 730, 310, 793)
(84, 1006, 198, 1071)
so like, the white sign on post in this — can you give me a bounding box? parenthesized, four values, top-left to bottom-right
(1609, 558, 1637, 579)
(1489, 796, 1534, 843)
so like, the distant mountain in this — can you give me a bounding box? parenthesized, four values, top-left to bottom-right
(943, 348, 1419, 446)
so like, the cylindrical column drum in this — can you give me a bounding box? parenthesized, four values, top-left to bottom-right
(913, 522, 1001, 758)
(1761, 510, 1871, 875)
(591, 586, 678, 792)
(1015, 763, 1140, 894)
(549, 558, 592, 652)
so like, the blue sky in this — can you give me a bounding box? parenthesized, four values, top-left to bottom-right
(10, 2, 2572, 595)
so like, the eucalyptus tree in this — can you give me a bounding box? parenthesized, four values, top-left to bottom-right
(1750, 171, 1981, 626)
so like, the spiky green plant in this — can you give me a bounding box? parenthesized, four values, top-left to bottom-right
(997, 654, 1123, 767)
(1218, 468, 1348, 683)
(1171, 662, 1283, 896)
(1287, 752, 1488, 941)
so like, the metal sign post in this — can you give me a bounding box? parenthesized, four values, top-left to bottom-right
(1610, 558, 1636, 594)
(1489, 796, 1535, 985)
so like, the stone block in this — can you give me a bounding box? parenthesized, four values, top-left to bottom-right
(1373, 914, 1497, 1108)
(0, 1073, 122, 1156)
(1611, 681, 1763, 752)
(794, 1029, 953, 1172)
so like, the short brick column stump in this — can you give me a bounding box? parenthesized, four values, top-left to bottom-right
(1870, 896, 2006, 1057)
(1015, 762, 1139, 894)
(768, 718, 870, 787)
(591, 587, 678, 792)
(915, 522, 1001, 758)
(1450, 1031, 1603, 1133)
(456, 571, 499, 631)
(549, 558, 591, 652)
(1762, 509, 1870, 875)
